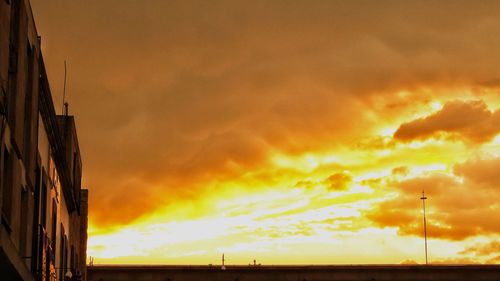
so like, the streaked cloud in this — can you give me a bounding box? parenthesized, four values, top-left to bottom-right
(30, 0, 500, 264)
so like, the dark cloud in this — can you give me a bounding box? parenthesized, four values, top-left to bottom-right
(391, 166, 409, 176)
(360, 177, 383, 189)
(323, 173, 352, 191)
(394, 100, 500, 143)
(294, 172, 352, 191)
(30, 0, 500, 226)
(294, 180, 316, 189)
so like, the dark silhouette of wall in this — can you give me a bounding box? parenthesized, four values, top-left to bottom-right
(88, 264, 500, 281)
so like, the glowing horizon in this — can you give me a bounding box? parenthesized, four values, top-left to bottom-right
(84, 96, 500, 265)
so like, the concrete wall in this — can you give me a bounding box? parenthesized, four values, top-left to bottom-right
(88, 265, 500, 281)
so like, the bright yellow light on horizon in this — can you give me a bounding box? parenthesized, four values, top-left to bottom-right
(86, 92, 500, 265)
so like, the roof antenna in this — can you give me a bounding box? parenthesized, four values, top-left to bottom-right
(221, 253, 226, 270)
(62, 60, 69, 116)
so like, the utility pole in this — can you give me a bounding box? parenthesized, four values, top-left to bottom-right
(420, 190, 428, 265)
(221, 253, 226, 270)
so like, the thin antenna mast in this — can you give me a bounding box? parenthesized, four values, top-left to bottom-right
(420, 190, 428, 265)
(62, 60, 68, 115)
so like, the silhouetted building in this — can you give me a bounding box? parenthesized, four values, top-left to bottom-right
(0, 0, 88, 280)
(86, 265, 500, 281)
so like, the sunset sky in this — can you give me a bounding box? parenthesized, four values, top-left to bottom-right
(31, 1, 499, 265)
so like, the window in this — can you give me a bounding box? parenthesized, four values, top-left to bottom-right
(20, 186, 28, 256)
(23, 41, 35, 171)
(31, 166, 42, 275)
(59, 232, 69, 281)
(51, 199, 57, 252)
(70, 245, 75, 272)
(1, 146, 13, 231)
(40, 180, 47, 229)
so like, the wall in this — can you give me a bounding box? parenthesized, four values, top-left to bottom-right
(88, 265, 500, 281)
(0, 1, 41, 280)
(0, 1, 89, 280)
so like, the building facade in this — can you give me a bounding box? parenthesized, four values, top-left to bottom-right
(0, 0, 88, 280)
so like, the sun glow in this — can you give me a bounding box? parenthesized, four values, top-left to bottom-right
(85, 92, 500, 265)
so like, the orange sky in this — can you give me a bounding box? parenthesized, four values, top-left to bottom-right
(31, 0, 499, 265)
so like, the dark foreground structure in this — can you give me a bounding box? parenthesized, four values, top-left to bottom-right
(88, 265, 500, 281)
(1, 0, 88, 280)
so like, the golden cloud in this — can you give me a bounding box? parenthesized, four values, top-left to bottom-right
(454, 156, 500, 189)
(366, 157, 500, 241)
(394, 100, 500, 143)
(31, 0, 500, 229)
(460, 241, 500, 257)
(323, 173, 352, 191)
(391, 166, 409, 176)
